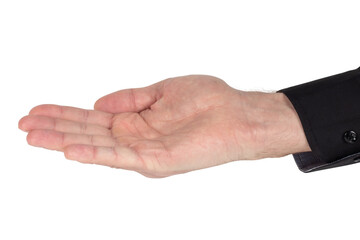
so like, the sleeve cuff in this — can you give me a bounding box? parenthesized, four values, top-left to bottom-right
(278, 67, 360, 172)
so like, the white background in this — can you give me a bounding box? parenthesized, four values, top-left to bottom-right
(1, 1, 359, 239)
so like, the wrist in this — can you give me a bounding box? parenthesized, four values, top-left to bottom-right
(237, 91, 311, 159)
(263, 92, 311, 158)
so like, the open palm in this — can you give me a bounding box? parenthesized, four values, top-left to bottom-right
(19, 75, 304, 177)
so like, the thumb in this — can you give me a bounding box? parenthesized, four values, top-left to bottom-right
(94, 81, 163, 113)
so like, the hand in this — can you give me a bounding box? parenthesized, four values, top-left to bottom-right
(18, 75, 310, 177)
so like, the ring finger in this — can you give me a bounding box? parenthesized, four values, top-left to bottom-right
(27, 129, 116, 151)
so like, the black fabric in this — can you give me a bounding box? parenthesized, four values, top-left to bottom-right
(277, 67, 360, 172)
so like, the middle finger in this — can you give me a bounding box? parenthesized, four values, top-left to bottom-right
(19, 115, 112, 136)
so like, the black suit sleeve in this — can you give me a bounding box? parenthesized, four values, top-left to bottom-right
(277, 67, 360, 172)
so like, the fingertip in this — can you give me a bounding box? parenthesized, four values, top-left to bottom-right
(28, 104, 45, 115)
(64, 145, 94, 163)
(93, 98, 103, 111)
(18, 116, 29, 131)
(26, 130, 40, 146)
(94, 94, 116, 113)
(64, 145, 76, 160)
(29, 104, 59, 115)
(25, 129, 64, 150)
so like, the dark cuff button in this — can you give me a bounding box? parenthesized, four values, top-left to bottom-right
(344, 130, 357, 144)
